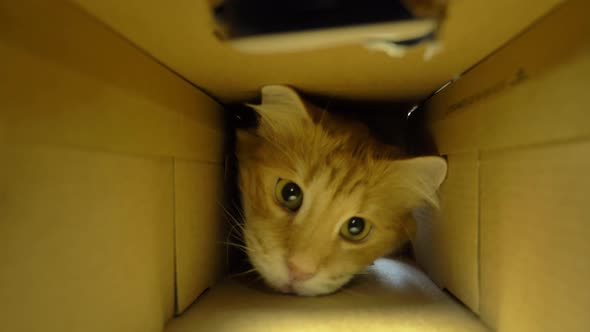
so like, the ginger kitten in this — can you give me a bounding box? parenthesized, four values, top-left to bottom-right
(236, 85, 446, 296)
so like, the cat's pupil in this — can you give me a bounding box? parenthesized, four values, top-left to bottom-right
(282, 182, 301, 202)
(348, 217, 365, 235)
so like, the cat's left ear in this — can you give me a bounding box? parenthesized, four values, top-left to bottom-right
(387, 156, 447, 242)
(389, 156, 448, 208)
(247, 85, 314, 135)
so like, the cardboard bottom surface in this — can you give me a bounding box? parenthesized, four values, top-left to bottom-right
(165, 258, 488, 332)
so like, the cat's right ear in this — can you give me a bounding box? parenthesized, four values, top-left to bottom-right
(247, 85, 313, 135)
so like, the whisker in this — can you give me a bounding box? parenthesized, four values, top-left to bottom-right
(227, 224, 244, 240)
(219, 202, 249, 265)
(224, 213, 245, 232)
(224, 224, 245, 262)
(230, 200, 246, 220)
(221, 241, 249, 250)
(228, 267, 258, 279)
(217, 202, 245, 232)
(220, 241, 260, 255)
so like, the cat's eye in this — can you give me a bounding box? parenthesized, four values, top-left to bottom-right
(274, 178, 303, 211)
(340, 217, 372, 242)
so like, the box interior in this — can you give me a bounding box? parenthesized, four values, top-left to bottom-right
(1, 0, 589, 331)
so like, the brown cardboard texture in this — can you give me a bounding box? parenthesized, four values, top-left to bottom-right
(0, 0, 225, 329)
(421, 0, 590, 330)
(1, 0, 589, 331)
(71, 0, 562, 101)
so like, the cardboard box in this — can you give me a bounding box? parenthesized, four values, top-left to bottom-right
(1, 0, 588, 331)
(421, 1, 590, 330)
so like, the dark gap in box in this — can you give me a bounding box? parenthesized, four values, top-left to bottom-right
(214, 0, 414, 39)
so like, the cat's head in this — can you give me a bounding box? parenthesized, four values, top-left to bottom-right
(236, 85, 446, 296)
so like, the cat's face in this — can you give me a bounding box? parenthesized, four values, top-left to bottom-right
(236, 86, 446, 296)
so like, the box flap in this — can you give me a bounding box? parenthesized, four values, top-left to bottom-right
(70, 0, 562, 102)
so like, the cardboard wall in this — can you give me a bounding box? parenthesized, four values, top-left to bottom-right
(0, 1, 225, 331)
(70, 0, 562, 102)
(414, 152, 480, 311)
(420, 0, 590, 330)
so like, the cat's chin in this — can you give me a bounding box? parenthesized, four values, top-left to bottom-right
(270, 276, 353, 297)
(290, 286, 341, 297)
(273, 284, 338, 297)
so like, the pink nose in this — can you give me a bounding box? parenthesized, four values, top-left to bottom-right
(287, 257, 317, 282)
